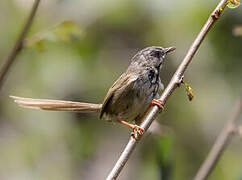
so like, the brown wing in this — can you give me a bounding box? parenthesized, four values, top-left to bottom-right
(99, 72, 137, 119)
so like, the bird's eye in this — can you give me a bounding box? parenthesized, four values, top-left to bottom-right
(150, 51, 162, 58)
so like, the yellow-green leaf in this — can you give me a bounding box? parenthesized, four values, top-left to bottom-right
(227, 0, 240, 8)
(24, 21, 83, 49)
(183, 81, 194, 101)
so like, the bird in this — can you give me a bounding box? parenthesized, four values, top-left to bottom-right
(10, 46, 175, 138)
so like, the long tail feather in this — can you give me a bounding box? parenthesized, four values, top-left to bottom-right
(10, 96, 102, 113)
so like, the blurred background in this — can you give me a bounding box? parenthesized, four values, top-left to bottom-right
(0, 0, 241, 179)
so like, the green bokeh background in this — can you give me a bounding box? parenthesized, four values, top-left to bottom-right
(0, 0, 241, 179)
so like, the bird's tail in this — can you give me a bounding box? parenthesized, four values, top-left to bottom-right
(10, 96, 102, 113)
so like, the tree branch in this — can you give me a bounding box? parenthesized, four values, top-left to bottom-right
(193, 99, 242, 180)
(106, 0, 229, 179)
(0, 0, 41, 90)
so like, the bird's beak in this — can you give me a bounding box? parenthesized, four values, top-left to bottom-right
(164, 46, 176, 54)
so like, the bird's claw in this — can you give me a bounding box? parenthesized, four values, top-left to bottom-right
(152, 99, 164, 110)
(131, 125, 144, 140)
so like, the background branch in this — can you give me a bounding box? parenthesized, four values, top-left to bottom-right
(0, 0, 41, 90)
(193, 99, 242, 180)
(106, 0, 229, 179)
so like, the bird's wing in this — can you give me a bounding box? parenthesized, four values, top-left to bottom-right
(10, 96, 102, 113)
(99, 73, 137, 119)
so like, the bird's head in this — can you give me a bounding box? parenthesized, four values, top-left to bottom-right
(130, 46, 176, 70)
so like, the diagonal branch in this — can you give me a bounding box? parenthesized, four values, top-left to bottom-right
(106, 0, 229, 179)
(0, 0, 41, 90)
(193, 99, 242, 180)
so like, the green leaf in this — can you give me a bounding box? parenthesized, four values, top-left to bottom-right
(24, 21, 83, 50)
(227, 0, 240, 9)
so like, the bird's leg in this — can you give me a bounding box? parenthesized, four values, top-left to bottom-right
(151, 99, 164, 110)
(118, 120, 144, 139)
(135, 99, 165, 125)
(117, 99, 164, 139)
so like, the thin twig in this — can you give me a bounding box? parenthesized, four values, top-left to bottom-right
(0, 0, 41, 90)
(106, 0, 229, 179)
(193, 99, 242, 180)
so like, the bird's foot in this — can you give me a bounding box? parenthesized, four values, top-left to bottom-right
(152, 99, 164, 110)
(118, 120, 144, 140)
(131, 125, 144, 140)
